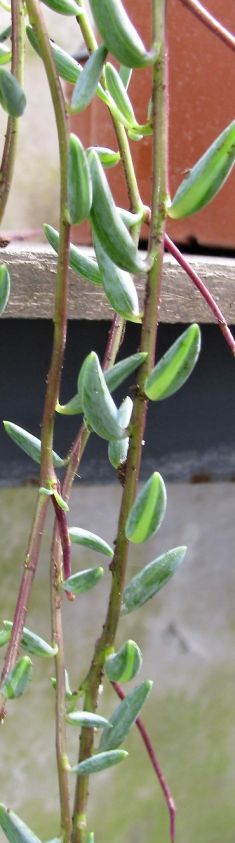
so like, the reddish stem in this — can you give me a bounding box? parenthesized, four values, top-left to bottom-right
(164, 234, 235, 355)
(52, 494, 74, 601)
(178, 0, 235, 53)
(112, 682, 176, 843)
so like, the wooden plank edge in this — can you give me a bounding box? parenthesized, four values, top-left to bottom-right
(1, 244, 235, 322)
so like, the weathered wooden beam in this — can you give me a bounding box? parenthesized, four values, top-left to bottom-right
(2, 244, 235, 322)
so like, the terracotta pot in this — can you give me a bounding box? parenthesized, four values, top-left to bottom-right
(69, 0, 235, 249)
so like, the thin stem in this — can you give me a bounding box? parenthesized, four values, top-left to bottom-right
(112, 682, 176, 843)
(50, 522, 72, 843)
(0, 0, 24, 224)
(164, 234, 235, 355)
(0, 494, 49, 721)
(178, 0, 235, 53)
(72, 3, 168, 840)
(25, 0, 70, 485)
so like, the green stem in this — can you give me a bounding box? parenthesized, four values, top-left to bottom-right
(0, 0, 24, 224)
(72, 3, 168, 840)
(50, 523, 71, 843)
(25, 0, 70, 486)
(25, 2, 71, 837)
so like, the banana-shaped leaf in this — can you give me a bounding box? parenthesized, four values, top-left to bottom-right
(3, 621, 58, 659)
(122, 546, 187, 614)
(0, 69, 26, 117)
(57, 352, 147, 416)
(118, 206, 144, 228)
(86, 835, 94, 843)
(0, 628, 11, 647)
(0, 264, 10, 315)
(89, 0, 157, 68)
(41, 0, 82, 14)
(68, 135, 92, 225)
(44, 225, 102, 286)
(0, 804, 41, 843)
(93, 230, 141, 322)
(69, 527, 113, 557)
(66, 711, 110, 728)
(105, 352, 147, 392)
(71, 45, 107, 113)
(99, 680, 152, 751)
(3, 421, 66, 468)
(125, 472, 167, 544)
(89, 150, 145, 274)
(0, 26, 11, 43)
(105, 639, 142, 683)
(108, 396, 132, 469)
(119, 66, 132, 89)
(0, 45, 11, 65)
(0, 657, 32, 699)
(87, 146, 120, 168)
(71, 749, 128, 775)
(26, 26, 81, 84)
(168, 120, 235, 219)
(145, 324, 201, 401)
(105, 62, 136, 126)
(80, 352, 127, 441)
(62, 567, 104, 596)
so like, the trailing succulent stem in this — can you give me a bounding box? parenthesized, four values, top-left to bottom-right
(0, 2, 235, 843)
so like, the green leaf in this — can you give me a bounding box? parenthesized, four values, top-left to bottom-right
(3, 421, 66, 468)
(119, 66, 132, 89)
(87, 146, 120, 168)
(70, 749, 128, 775)
(105, 352, 147, 392)
(118, 206, 144, 228)
(71, 45, 108, 114)
(122, 546, 187, 614)
(86, 834, 94, 843)
(39, 487, 53, 497)
(0, 804, 41, 843)
(0, 657, 32, 699)
(62, 567, 104, 596)
(105, 62, 136, 126)
(80, 352, 127, 441)
(144, 324, 201, 401)
(56, 394, 83, 416)
(93, 229, 142, 322)
(0, 26, 11, 43)
(57, 352, 147, 418)
(105, 639, 142, 683)
(125, 472, 167, 544)
(0, 44, 11, 65)
(0, 628, 11, 648)
(108, 396, 132, 469)
(26, 26, 81, 84)
(68, 135, 92, 225)
(0, 264, 10, 315)
(69, 527, 113, 557)
(66, 711, 110, 728)
(3, 621, 58, 659)
(44, 225, 102, 286)
(99, 680, 152, 751)
(0, 68, 26, 116)
(41, 0, 82, 14)
(168, 120, 235, 219)
(53, 489, 69, 512)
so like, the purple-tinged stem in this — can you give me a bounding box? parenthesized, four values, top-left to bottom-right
(52, 494, 74, 602)
(165, 233, 235, 355)
(112, 682, 176, 843)
(178, 0, 235, 53)
(0, 494, 49, 721)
